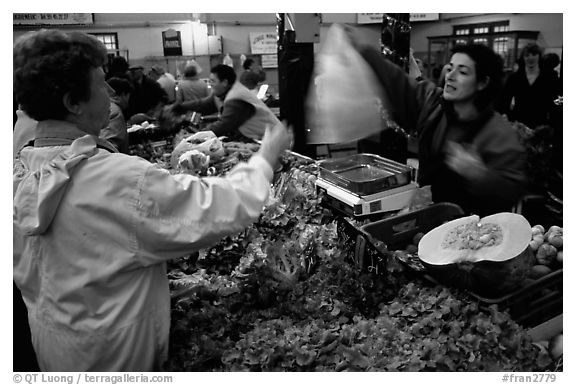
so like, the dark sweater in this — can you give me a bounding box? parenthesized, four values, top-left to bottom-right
(358, 46, 527, 216)
(178, 93, 256, 139)
(497, 68, 561, 129)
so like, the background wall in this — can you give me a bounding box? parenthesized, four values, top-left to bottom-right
(13, 13, 563, 96)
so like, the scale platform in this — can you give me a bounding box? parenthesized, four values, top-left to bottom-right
(316, 177, 418, 217)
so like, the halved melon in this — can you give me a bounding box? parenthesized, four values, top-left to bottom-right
(418, 213, 535, 297)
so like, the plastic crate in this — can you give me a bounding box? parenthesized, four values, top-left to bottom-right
(337, 215, 392, 275)
(361, 202, 464, 251)
(339, 203, 464, 275)
(470, 269, 563, 328)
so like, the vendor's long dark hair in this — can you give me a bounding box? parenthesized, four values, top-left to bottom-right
(451, 43, 504, 110)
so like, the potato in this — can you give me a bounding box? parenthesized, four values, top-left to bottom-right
(547, 233, 563, 249)
(536, 243, 558, 266)
(545, 225, 562, 241)
(529, 234, 545, 251)
(531, 225, 545, 236)
(549, 334, 563, 360)
(529, 264, 553, 279)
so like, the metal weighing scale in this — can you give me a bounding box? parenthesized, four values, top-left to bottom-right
(315, 154, 417, 217)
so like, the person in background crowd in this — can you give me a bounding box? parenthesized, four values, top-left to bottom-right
(497, 43, 561, 130)
(239, 58, 266, 91)
(127, 65, 168, 124)
(13, 28, 292, 372)
(100, 77, 133, 154)
(542, 52, 561, 78)
(176, 63, 209, 103)
(345, 26, 527, 217)
(149, 65, 176, 103)
(171, 64, 279, 140)
(105, 55, 130, 81)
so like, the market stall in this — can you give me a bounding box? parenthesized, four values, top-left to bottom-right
(127, 125, 563, 372)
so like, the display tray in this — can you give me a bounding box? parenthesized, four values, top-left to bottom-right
(318, 154, 414, 195)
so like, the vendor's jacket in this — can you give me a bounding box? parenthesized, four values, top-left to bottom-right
(182, 81, 279, 140)
(358, 46, 527, 216)
(222, 81, 280, 140)
(13, 120, 274, 371)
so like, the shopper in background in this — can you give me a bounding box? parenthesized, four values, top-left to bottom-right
(497, 43, 561, 130)
(127, 65, 168, 124)
(13, 29, 293, 371)
(171, 64, 279, 140)
(175, 63, 209, 103)
(344, 26, 526, 216)
(99, 77, 133, 154)
(105, 55, 130, 81)
(239, 58, 266, 91)
(542, 52, 561, 77)
(149, 65, 176, 103)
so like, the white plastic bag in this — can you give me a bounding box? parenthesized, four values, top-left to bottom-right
(171, 131, 225, 168)
(306, 24, 389, 144)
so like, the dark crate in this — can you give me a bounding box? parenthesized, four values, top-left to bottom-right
(469, 269, 563, 328)
(338, 203, 464, 275)
(337, 215, 392, 275)
(361, 202, 464, 251)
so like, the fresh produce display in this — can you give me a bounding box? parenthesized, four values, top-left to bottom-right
(417, 213, 534, 297)
(153, 144, 560, 371)
(127, 130, 560, 371)
(528, 224, 563, 279)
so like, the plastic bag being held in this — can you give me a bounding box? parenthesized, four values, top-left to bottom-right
(306, 24, 390, 144)
(171, 131, 225, 169)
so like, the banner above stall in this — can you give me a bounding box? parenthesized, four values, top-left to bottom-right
(13, 13, 94, 25)
(357, 13, 439, 24)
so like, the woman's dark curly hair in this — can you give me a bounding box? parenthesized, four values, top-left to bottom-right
(451, 43, 504, 109)
(14, 29, 108, 121)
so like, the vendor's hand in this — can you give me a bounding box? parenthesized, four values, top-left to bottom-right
(258, 120, 293, 171)
(444, 141, 488, 181)
(408, 48, 422, 80)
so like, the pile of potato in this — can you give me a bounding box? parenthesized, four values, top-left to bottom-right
(528, 225, 563, 279)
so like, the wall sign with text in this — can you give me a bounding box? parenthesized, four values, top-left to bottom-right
(249, 32, 277, 54)
(261, 54, 278, 69)
(357, 13, 439, 24)
(162, 29, 183, 56)
(13, 13, 94, 25)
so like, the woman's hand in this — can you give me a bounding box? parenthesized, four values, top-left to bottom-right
(445, 141, 488, 181)
(258, 120, 293, 171)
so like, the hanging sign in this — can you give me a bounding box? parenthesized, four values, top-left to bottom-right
(249, 32, 277, 54)
(13, 13, 94, 25)
(357, 13, 439, 24)
(261, 54, 278, 69)
(162, 29, 182, 56)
